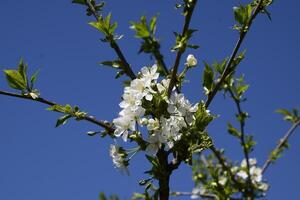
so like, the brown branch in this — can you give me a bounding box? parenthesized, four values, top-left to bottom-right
(85, 0, 136, 80)
(167, 0, 198, 97)
(262, 118, 300, 174)
(205, 0, 264, 108)
(0, 90, 114, 133)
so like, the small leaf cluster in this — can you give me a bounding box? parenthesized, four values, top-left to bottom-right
(3, 59, 39, 98)
(47, 104, 87, 127)
(89, 13, 119, 42)
(130, 15, 168, 76)
(276, 108, 299, 124)
(172, 29, 199, 52)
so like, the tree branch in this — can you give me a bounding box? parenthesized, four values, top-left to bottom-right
(205, 0, 264, 108)
(209, 146, 243, 191)
(85, 0, 136, 80)
(167, 0, 198, 97)
(228, 88, 254, 198)
(0, 90, 114, 133)
(262, 118, 300, 174)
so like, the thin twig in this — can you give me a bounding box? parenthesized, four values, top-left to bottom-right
(171, 191, 215, 199)
(0, 90, 114, 133)
(228, 89, 254, 198)
(85, 0, 136, 80)
(167, 0, 198, 97)
(153, 47, 169, 76)
(262, 118, 300, 174)
(205, 0, 264, 108)
(209, 146, 243, 191)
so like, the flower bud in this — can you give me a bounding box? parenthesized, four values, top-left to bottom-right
(186, 54, 197, 67)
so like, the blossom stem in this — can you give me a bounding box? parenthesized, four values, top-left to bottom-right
(262, 118, 300, 174)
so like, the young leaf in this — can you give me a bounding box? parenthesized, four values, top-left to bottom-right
(3, 70, 27, 90)
(202, 62, 214, 92)
(72, 0, 86, 5)
(55, 114, 72, 127)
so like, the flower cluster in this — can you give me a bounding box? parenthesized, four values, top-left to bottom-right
(113, 65, 159, 142)
(113, 55, 201, 155)
(235, 158, 269, 191)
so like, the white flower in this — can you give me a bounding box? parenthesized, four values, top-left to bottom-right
(29, 92, 39, 99)
(145, 131, 167, 155)
(113, 115, 135, 142)
(241, 158, 257, 168)
(250, 166, 262, 183)
(157, 79, 170, 93)
(237, 170, 248, 180)
(237, 158, 265, 186)
(141, 64, 159, 85)
(218, 176, 227, 186)
(147, 118, 160, 131)
(186, 54, 197, 67)
(109, 144, 128, 173)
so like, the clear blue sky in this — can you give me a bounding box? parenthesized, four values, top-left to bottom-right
(0, 0, 299, 199)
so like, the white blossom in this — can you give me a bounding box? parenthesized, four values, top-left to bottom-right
(109, 144, 128, 173)
(186, 54, 197, 67)
(157, 79, 170, 93)
(145, 131, 167, 155)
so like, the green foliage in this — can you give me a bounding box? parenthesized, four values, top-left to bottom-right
(47, 104, 87, 127)
(276, 108, 299, 124)
(89, 13, 118, 42)
(3, 59, 40, 97)
(202, 62, 215, 95)
(130, 15, 168, 76)
(269, 141, 289, 163)
(99, 192, 119, 200)
(233, 4, 253, 31)
(171, 29, 198, 52)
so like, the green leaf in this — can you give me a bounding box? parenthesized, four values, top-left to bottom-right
(3, 70, 27, 90)
(149, 15, 157, 34)
(99, 193, 107, 200)
(130, 16, 150, 38)
(72, 0, 86, 5)
(55, 114, 72, 127)
(18, 59, 28, 87)
(202, 62, 214, 92)
(227, 123, 241, 138)
(100, 60, 121, 69)
(30, 70, 40, 90)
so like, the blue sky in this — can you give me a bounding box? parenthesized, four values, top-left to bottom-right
(0, 0, 299, 199)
